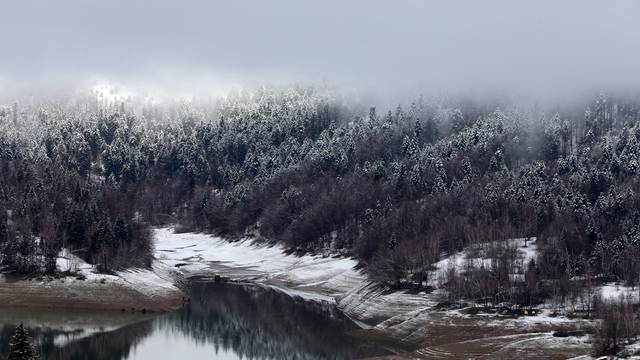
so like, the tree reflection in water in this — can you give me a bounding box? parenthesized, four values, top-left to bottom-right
(0, 282, 390, 359)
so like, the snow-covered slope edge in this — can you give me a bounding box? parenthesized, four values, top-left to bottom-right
(153, 227, 366, 302)
(57, 248, 185, 303)
(0, 249, 185, 312)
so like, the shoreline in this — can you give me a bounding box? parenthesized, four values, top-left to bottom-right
(0, 273, 185, 312)
(0, 251, 187, 313)
(0, 228, 604, 358)
(152, 228, 599, 359)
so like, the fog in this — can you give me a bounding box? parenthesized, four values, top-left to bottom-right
(1, 0, 639, 103)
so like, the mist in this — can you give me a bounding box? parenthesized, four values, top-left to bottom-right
(1, 0, 639, 104)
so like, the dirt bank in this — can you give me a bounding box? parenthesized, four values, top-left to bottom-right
(0, 274, 185, 312)
(0, 253, 187, 312)
(397, 314, 591, 359)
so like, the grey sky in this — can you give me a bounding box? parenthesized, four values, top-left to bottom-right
(1, 0, 639, 101)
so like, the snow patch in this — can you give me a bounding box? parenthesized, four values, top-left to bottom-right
(431, 237, 538, 286)
(56, 248, 181, 300)
(597, 282, 640, 303)
(153, 227, 366, 300)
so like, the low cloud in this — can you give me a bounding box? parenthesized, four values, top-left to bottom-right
(1, 0, 639, 102)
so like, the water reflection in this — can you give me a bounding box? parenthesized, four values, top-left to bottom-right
(0, 282, 389, 359)
(0, 307, 152, 360)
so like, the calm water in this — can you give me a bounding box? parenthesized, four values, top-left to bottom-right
(0, 282, 390, 359)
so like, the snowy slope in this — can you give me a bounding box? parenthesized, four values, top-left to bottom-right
(431, 237, 538, 286)
(153, 227, 366, 301)
(598, 282, 640, 302)
(56, 248, 183, 302)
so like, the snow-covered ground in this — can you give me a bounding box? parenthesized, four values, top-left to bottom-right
(597, 282, 640, 302)
(154, 227, 444, 340)
(570, 341, 640, 360)
(56, 248, 183, 301)
(153, 227, 365, 301)
(431, 237, 538, 286)
(151, 229, 637, 322)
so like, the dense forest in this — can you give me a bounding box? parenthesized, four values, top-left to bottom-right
(1, 88, 640, 311)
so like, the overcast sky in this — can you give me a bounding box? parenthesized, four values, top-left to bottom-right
(1, 0, 639, 102)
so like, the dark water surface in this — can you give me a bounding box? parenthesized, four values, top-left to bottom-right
(0, 282, 390, 359)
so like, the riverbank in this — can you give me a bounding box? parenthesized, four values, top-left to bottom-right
(154, 227, 364, 301)
(152, 227, 603, 358)
(0, 250, 185, 312)
(0, 227, 621, 358)
(0, 275, 182, 312)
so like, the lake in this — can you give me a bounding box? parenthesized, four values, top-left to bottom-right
(0, 281, 392, 359)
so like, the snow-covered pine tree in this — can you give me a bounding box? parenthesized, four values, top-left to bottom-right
(8, 324, 38, 360)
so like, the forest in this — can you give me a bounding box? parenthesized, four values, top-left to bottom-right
(1, 88, 639, 323)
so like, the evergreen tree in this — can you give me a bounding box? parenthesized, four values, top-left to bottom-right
(8, 324, 38, 360)
(113, 217, 129, 246)
(43, 244, 57, 275)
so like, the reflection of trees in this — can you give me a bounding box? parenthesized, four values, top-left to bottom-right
(161, 282, 386, 360)
(0, 321, 152, 360)
(0, 283, 387, 359)
(0, 327, 15, 358)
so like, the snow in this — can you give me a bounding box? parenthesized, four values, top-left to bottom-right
(598, 282, 640, 302)
(431, 237, 538, 286)
(153, 230, 542, 309)
(337, 282, 436, 327)
(56, 248, 182, 300)
(52, 325, 119, 346)
(153, 227, 366, 300)
(40, 230, 623, 356)
(620, 342, 640, 358)
(14, 228, 601, 357)
(445, 307, 593, 328)
(149, 228, 603, 351)
(152, 229, 593, 340)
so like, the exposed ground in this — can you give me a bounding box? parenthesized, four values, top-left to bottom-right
(0, 250, 185, 312)
(360, 313, 594, 359)
(0, 274, 182, 311)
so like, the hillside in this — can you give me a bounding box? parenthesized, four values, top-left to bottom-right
(2, 89, 640, 355)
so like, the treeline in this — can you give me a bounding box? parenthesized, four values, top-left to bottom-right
(1, 89, 640, 301)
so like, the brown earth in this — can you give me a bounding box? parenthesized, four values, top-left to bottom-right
(358, 313, 594, 359)
(0, 275, 185, 312)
